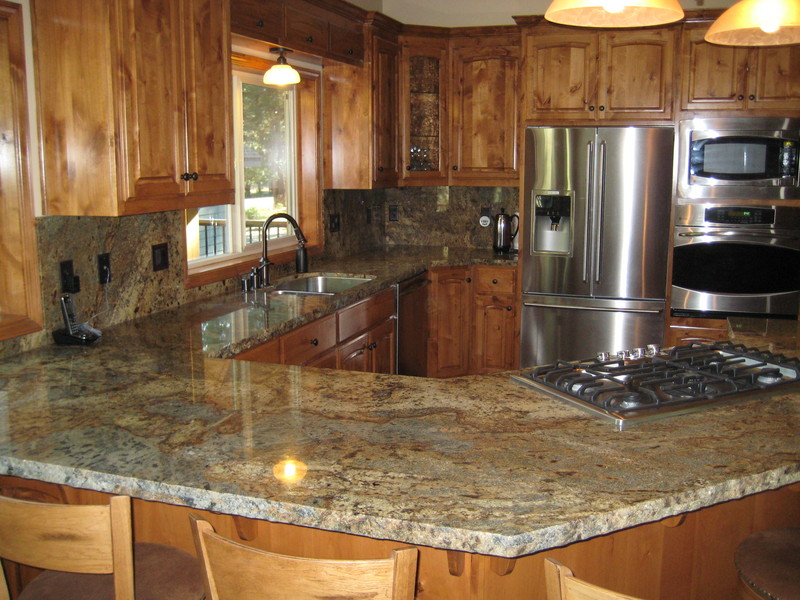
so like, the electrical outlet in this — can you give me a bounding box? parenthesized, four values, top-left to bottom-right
(388, 205, 399, 222)
(329, 213, 340, 233)
(97, 253, 111, 284)
(60, 259, 80, 294)
(152, 243, 169, 272)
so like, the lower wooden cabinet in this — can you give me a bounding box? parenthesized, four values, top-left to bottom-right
(234, 288, 397, 374)
(665, 316, 729, 347)
(427, 265, 519, 378)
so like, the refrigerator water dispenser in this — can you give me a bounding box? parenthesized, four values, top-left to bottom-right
(533, 193, 572, 254)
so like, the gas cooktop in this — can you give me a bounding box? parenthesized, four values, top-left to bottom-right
(511, 341, 800, 429)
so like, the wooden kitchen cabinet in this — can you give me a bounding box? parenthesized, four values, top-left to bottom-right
(32, 0, 233, 216)
(323, 14, 401, 189)
(426, 265, 519, 378)
(399, 33, 450, 186)
(449, 32, 520, 186)
(471, 266, 518, 374)
(665, 316, 729, 347)
(522, 24, 676, 122)
(680, 21, 800, 114)
(235, 288, 396, 374)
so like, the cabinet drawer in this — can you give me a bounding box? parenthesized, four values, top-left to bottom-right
(329, 23, 364, 62)
(338, 288, 396, 342)
(233, 338, 280, 363)
(472, 266, 516, 294)
(281, 315, 336, 365)
(285, 6, 328, 55)
(230, 0, 285, 41)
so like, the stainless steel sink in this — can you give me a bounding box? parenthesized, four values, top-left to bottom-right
(272, 274, 375, 295)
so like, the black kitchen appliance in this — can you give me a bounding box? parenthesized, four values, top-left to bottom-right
(511, 341, 800, 430)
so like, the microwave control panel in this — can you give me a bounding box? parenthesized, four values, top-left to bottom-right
(704, 207, 775, 225)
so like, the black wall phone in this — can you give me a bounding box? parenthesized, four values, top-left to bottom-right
(53, 294, 101, 345)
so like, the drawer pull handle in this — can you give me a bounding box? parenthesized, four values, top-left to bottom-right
(256, 20, 264, 27)
(306, 35, 314, 42)
(506, 306, 513, 311)
(311, 338, 319, 346)
(738, 94, 744, 101)
(492, 279, 498, 284)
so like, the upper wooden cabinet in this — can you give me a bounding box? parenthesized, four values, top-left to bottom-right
(323, 14, 401, 190)
(522, 24, 676, 122)
(449, 32, 521, 186)
(398, 29, 520, 188)
(680, 21, 800, 114)
(231, 0, 364, 64)
(32, 0, 233, 216)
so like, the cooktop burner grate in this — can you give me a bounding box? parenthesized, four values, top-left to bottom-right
(511, 341, 800, 428)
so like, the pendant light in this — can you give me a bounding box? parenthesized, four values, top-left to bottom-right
(263, 47, 301, 86)
(544, 0, 684, 27)
(705, 0, 800, 46)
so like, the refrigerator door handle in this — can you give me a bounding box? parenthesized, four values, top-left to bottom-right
(594, 140, 607, 284)
(583, 141, 594, 283)
(523, 302, 663, 314)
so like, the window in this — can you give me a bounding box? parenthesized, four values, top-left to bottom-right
(185, 51, 321, 288)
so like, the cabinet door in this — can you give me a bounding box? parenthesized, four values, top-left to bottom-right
(599, 29, 676, 120)
(450, 37, 520, 186)
(471, 293, 518, 374)
(370, 318, 396, 375)
(747, 45, 800, 112)
(119, 0, 185, 207)
(522, 30, 597, 121)
(680, 23, 749, 111)
(230, 0, 285, 41)
(427, 267, 472, 378)
(399, 36, 449, 185)
(181, 0, 234, 205)
(338, 332, 371, 372)
(373, 34, 400, 186)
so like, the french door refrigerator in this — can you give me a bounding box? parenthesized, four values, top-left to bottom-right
(520, 126, 674, 367)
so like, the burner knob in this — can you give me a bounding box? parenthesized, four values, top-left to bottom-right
(632, 347, 647, 359)
(646, 344, 661, 356)
(616, 350, 632, 360)
(596, 351, 611, 361)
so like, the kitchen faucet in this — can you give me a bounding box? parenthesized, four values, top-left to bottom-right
(245, 213, 308, 291)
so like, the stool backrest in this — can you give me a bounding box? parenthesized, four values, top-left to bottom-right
(190, 515, 418, 600)
(545, 558, 644, 600)
(0, 494, 135, 600)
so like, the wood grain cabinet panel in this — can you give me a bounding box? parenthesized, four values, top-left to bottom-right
(449, 34, 520, 186)
(680, 21, 800, 114)
(522, 24, 675, 122)
(32, 0, 233, 216)
(230, 0, 285, 40)
(281, 315, 337, 365)
(427, 267, 473, 378)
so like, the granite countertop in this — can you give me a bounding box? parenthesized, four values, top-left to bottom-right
(0, 247, 798, 558)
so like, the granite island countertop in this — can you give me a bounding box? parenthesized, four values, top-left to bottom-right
(0, 247, 798, 558)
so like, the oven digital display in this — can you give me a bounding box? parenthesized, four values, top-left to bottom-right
(704, 207, 775, 224)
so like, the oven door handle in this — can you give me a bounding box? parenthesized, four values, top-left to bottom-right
(677, 231, 800, 240)
(523, 302, 662, 314)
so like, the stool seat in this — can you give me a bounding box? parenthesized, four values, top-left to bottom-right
(18, 542, 205, 600)
(735, 528, 800, 600)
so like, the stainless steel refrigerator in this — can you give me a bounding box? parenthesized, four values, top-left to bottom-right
(520, 126, 674, 367)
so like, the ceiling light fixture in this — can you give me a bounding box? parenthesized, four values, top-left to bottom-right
(544, 0, 684, 27)
(705, 0, 800, 46)
(263, 47, 301, 86)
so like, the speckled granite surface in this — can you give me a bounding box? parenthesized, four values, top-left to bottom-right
(0, 248, 797, 558)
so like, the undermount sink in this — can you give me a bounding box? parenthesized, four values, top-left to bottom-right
(272, 274, 375, 295)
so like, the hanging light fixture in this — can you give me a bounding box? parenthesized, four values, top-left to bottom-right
(705, 0, 800, 46)
(263, 47, 301, 86)
(544, 0, 684, 27)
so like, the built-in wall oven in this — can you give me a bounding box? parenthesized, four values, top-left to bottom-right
(671, 204, 800, 319)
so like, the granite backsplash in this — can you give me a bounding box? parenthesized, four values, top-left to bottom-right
(1, 186, 514, 358)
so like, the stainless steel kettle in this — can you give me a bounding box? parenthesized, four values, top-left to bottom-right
(493, 208, 519, 253)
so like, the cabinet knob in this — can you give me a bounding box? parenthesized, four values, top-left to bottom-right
(599, 105, 605, 111)
(588, 105, 595, 111)
(256, 20, 264, 27)
(378, 166, 384, 172)
(180, 172, 198, 181)
(190, 172, 198, 180)
(306, 35, 314, 42)
(452, 165, 459, 171)
(465, 277, 471, 283)
(310, 338, 319, 346)
(506, 305, 513, 311)
(347, 48, 354, 55)
(749, 94, 755, 101)
(738, 94, 744, 101)
(492, 278, 498, 284)
(406, 165, 412, 170)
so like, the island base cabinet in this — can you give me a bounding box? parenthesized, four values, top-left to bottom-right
(2, 476, 798, 600)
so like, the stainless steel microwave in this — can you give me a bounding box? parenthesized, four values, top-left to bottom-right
(677, 117, 800, 202)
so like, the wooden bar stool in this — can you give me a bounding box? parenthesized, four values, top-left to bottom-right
(735, 528, 800, 600)
(0, 494, 204, 600)
(189, 514, 418, 600)
(545, 558, 644, 600)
